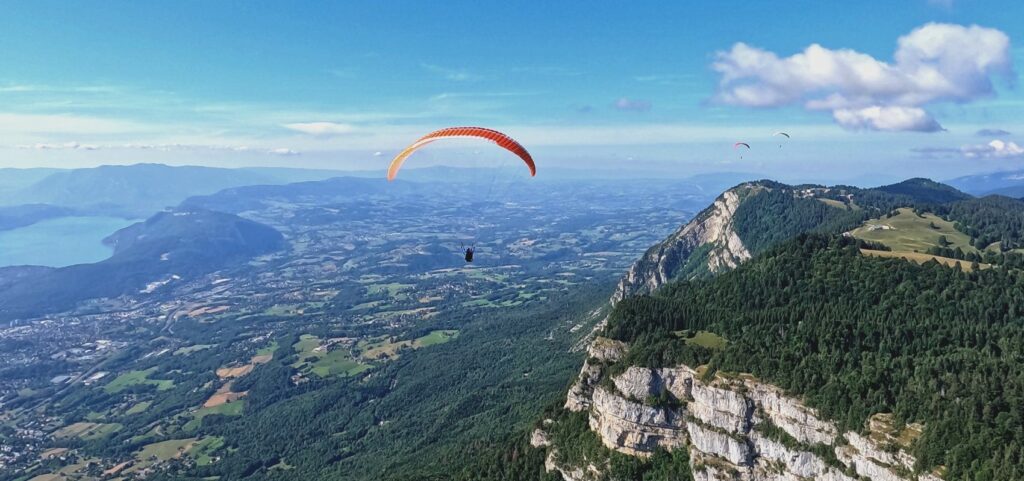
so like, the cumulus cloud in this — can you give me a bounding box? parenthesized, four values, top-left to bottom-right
(270, 148, 300, 156)
(283, 121, 356, 136)
(712, 23, 1012, 132)
(964, 139, 1024, 158)
(977, 128, 1012, 137)
(913, 139, 1024, 159)
(833, 106, 944, 132)
(613, 97, 652, 112)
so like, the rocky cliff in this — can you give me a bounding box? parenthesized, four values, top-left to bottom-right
(611, 186, 754, 304)
(540, 338, 943, 481)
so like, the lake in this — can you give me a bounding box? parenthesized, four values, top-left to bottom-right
(0, 216, 137, 267)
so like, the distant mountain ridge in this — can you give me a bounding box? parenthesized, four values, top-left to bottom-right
(946, 169, 1024, 197)
(1, 163, 347, 218)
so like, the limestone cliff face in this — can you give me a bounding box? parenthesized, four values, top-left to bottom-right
(543, 340, 942, 481)
(611, 187, 753, 304)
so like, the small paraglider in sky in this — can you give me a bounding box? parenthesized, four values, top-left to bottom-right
(386, 127, 536, 181)
(734, 141, 750, 160)
(773, 132, 790, 148)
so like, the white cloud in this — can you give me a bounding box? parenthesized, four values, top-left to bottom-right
(613, 97, 652, 112)
(283, 121, 356, 136)
(270, 148, 300, 156)
(712, 23, 1012, 132)
(833, 106, 943, 132)
(963, 139, 1024, 158)
(913, 138, 1024, 159)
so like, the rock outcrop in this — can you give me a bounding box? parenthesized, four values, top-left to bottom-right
(611, 187, 753, 304)
(546, 344, 939, 481)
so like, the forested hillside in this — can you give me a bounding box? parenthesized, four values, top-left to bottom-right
(528, 178, 1024, 481)
(606, 234, 1024, 480)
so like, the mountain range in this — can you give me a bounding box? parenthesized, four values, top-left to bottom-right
(0, 164, 348, 219)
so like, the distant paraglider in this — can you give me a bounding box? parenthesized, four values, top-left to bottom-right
(773, 132, 790, 148)
(386, 127, 536, 181)
(734, 141, 750, 160)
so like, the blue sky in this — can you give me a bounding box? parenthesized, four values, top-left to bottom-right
(1, 0, 1023, 184)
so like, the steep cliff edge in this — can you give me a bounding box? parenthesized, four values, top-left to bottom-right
(544, 340, 943, 481)
(609, 180, 868, 304)
(611, 186, 752, 304)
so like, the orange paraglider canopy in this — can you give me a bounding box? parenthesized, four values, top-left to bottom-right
(387, 127, 536, 181)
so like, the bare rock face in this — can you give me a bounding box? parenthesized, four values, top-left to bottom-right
(611, 188, 753, 304)
(545, 451, 599, 481)
(589, 337, 628, 362)
(550, 358, 941, 481)
(749, 432, 854, 481)
(566, 337, 629, 412)
(686, 421, 751, 466)
(689, 380, 751, 434)
(530, 428, 550, 448)
(588, 387, 687, 456)
(565, 360, 603, 412)
(742, 381, 837, 446)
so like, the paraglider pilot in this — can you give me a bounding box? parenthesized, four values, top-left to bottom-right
(464, 246, 475, 263)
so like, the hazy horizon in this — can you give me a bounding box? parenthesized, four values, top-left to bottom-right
(1, 1, 1022, 182)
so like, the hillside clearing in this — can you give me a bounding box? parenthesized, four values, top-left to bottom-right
(850, 208, 975, 253)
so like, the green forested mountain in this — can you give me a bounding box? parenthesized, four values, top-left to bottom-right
(531, 178, 1024, 481)
(942, 196, 1024, 250)
(872, 177, 973, 205)
(730, 187, 861, 254)
(606, 235, 1024, 480)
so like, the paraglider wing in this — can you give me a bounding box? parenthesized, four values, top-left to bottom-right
(387, 127, 536, 181)
(734, 142, 750, 149)
(773, 132, 790, 138)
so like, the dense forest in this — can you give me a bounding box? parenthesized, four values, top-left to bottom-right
(943, 196, 1024, 250)
(185, 284, 608, 481)
(605, 234, 1024, 480)
(731, 188, 863, 254)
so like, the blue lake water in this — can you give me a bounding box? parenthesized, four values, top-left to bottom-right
(0, 216, 137, 267)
